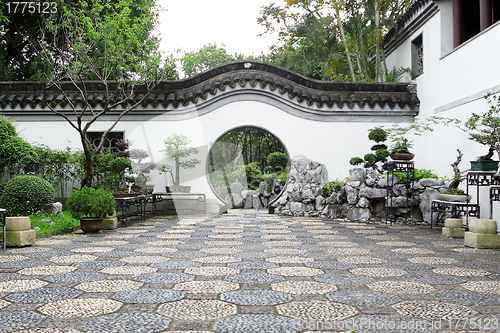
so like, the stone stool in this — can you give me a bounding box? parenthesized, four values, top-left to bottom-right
(442, 218, 465, 238)
(5, 216, 36, 247)
(102, 213, 118, 230)
(464, 219, 500, 249)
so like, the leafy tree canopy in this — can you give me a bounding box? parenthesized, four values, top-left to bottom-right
(180, 43, 245, 77)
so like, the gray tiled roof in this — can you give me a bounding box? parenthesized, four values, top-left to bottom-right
(0, 61, 419, 110)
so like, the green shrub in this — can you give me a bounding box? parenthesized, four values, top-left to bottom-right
(267, 152, 288, 172)
(393, 168, 439, 184)
(368, 127, 388, 143)
(30, 211, 80, 236)
(0, 175, 55, 216)
(350, 157, 364, 166)
(66, 187, 115, 219)
(245, 163, 262, 190)
(322, 179, 346, 197)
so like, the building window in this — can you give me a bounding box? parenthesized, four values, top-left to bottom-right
(86, 132, 124, 150)
(411, 34, 423, 77)
(454, 0, 500, 48)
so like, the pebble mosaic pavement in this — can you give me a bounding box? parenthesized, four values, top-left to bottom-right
(1, 211, 500, 332)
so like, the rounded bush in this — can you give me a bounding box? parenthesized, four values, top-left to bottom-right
(350, 157, 364, 166)
(368, 127, 388, 143)
(0, 175, 55, 216)
(375, 149, 390, 160)
(67, 187, 115, 219)
(267, 152, 288, 173)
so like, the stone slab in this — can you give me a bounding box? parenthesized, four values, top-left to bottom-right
(102, 216, 118, 230)
(442, 227, 465, 238)
(464, 232, 500, 249)
(6, 229, 36, 247)
(5, 216, 31, 231)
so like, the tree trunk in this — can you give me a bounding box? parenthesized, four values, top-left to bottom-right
(175, 157, 180, 185)
(335, 7, 356, 82)
(374, 0, 382, 82)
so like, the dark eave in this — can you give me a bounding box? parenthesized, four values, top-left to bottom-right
(0, 61, 419, 111)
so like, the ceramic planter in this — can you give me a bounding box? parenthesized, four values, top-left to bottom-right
(439, 193, 471, 202)
(470, 160, 499, 171)
(165, 185, 191, 193)
(80, 218, 103, 234)
(390, 153, 414, 161)
(130, 185, 155, 194)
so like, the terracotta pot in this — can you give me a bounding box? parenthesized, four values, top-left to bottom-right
(80, 218, 103, 234)
(390, 153, 415, 161)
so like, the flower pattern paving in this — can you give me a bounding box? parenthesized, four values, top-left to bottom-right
(2, 211, 500, 332)
(213, 314, 300, 333)
(111, 289, 184, 303)
(5, 287, 81, 303)
(0, 311, 46, 333)
(79, 312, 171, 333)
(326, 290, 401, 306)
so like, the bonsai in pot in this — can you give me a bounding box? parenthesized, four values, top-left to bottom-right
(66, 187, 116, 234)
(439, 149, 471, 202)
(128, 148, 156, 194)
(157, 134, 201, 193)
(385, 116, 459, 161)
(463, 93, 500, 171)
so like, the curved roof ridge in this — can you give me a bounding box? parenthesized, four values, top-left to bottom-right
(0, 61, 419, 111)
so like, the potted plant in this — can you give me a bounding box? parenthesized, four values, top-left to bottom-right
(439, 149, 471, 202)
(128, 148, 156, 194)
(110, 139, 135, 198)
(463, 93, 500, 171)
(157, 133, 201, 193)
(66, 187, 116, 234)
(386, 116, 459, 161)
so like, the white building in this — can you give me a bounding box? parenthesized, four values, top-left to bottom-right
(385, 0, 500, 220)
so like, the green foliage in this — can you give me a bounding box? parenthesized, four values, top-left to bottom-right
(267, 152, 288, 173)
(245, 163, 263, 190)
(95, 151, 132, 191)
(463, 93, 500, 160)
(350, 157, 364, 166)
(385, 116, 460, 154)
(158, 134, 201, 186)
(351, 127, 389, 171)
(2, 0, 163, 81)
(30, 212, 81, 236)
(393, 168, 439, 184)
(322, 179, 346, 197)
(0, 175, 55, 217)
(368, 127, 388, 143)
(66, 187, 115, 219)
(181, 43, 243, 77)
(0, 115, 37, 177)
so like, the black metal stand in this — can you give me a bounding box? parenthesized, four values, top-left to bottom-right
(430, 200, 480, 229)
(0, 208, 6, 251)
(489, 186, 500, 220)
(466, 171, 496, 228)
(385, 161, 414, 225)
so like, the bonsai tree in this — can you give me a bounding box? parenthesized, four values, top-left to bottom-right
(463, 93, 500, 161)
(350, 127, 390, 172)
(128, 148, 157, 186)
(443, 149, 467, 195)
(157, 134, 201, 186)
(66, 187, 115, 219)
(386, 116, 460, 155)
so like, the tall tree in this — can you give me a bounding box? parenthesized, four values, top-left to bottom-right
(180, 43, 243, 77)
(38, 0, 171, 188)
(0, 0, 162, 81)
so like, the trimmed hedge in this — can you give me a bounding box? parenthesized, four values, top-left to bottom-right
(0, 175, 55, 216)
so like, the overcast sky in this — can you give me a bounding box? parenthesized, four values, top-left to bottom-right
(155, 0, 279, 57)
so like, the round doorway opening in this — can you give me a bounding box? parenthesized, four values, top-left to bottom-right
(207, 126, 289, 209)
